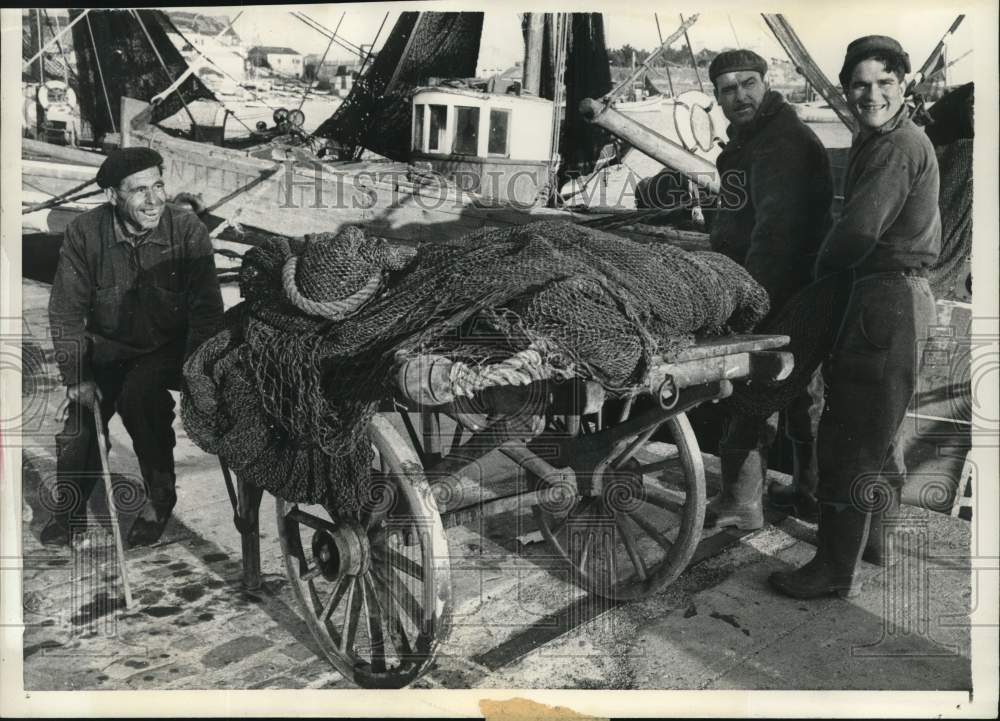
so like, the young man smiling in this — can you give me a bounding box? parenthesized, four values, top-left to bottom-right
(703, 49, 833, 532)
(45, 148, 225, 547)
(769, 36, 941, 598)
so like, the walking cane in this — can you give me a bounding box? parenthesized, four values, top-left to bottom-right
(92, 403, 135, 610)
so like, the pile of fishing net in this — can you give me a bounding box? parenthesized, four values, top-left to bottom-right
(181, 220, 769, 509)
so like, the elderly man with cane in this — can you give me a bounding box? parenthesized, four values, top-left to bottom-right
(43, 147, 224, 547)
(770, 36, 941, 598)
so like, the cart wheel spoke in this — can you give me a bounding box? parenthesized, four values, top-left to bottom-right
(372, 565, 424, 633)
(287, 506, 339, 534)
(569, 523, 596, 570)
(633, 455, 680, 476)
(321, 576, 350, 623)
(368, 571, 414, 657)
(625, 508, 674, 552)
(610, 425, 659, 470)
(361, 576, 387, 673)
(338, 577, 360, 655)
(275, 415, 447, 686)
(378, 547, 424, 582)
(643, 484, 688, 515)
(534, 413, 706, 601)
(613, 512, 648, 581)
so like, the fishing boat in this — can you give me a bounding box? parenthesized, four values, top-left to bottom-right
(793, 100, 842, 124)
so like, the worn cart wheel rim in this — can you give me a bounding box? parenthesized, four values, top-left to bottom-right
(276, 414, 451, 688)
(535, 412, 706, 601)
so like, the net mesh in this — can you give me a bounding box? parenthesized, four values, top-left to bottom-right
(69, 9, 215, 139)
(312, 12, 484, 160)
(183, 220, 769, 509)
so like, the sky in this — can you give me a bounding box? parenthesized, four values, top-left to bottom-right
(182, 3, 976, 86)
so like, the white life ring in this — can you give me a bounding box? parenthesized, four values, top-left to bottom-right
(672, 90, 728, 154)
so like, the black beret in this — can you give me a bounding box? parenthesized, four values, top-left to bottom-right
(709, 49, 768, 84)
(838, 35, 911, 88)
(96, 147, 164, 189)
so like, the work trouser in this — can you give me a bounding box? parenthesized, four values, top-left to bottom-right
(817, 273, 936, 514)
(720, 368, 825, 455)
(52, 345, 182, 527)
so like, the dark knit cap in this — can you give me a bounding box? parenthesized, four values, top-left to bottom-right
(96, 147, 164, 189)
(709, 49, 768, 84)
(838, 35, 911, 88)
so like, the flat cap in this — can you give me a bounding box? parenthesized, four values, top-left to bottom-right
(838, 35, 911, 88)
(96, 147, 164, 189)
(709, 49, 768, 84)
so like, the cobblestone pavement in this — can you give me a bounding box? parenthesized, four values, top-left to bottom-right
(17, 279, 973, 691)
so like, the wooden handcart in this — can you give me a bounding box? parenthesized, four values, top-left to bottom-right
(222, 333, 792, 688)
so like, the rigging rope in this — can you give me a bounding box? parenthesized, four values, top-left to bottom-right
(131, 9, 198, 130)
(654, 14, 676, 97)
(292, 11, 365, 56)
(42, 10, 74, 80)
(679, 13, 705, 93)
(23, 9, 89, 69)
(168, 10, 278, 116)
(298, 12, 345, 112)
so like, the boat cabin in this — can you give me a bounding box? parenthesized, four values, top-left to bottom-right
(410, 87, 555, 207)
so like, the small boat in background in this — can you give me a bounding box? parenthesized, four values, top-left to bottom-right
(793, 100, 842, 123)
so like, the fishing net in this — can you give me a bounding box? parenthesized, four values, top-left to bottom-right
(922, 83, 974, 303)
(69, 9, 215, 139)
(183, 220, 769, 510)
(560, 14, 614, 181)
(313, 12, 484, 161)
(929, 139, 973, 301)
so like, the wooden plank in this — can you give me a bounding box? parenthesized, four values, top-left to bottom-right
(667, 334, 790, 362)
(22, 138, 105, 167)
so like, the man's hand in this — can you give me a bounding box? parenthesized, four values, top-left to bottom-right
(66, 381, 101, 409)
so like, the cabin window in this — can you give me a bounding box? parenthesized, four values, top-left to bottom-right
(453, 106, 480, 155)
(488, 109, 510, 156)
(428, 104, 447, 152)
(413, 104, 425, 151)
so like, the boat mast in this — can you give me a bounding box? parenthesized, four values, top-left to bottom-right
(36, 9, 45, 88)
(522, 13, 545, 95)
(654, 14, 676, 98)
(678, 13, 704, 93)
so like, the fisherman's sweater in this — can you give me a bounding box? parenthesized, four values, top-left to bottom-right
(815, 108, 941, 277)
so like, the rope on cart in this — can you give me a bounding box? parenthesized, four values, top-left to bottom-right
(446, 346, 571, 397)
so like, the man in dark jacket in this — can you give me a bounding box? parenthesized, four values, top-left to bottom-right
(44, 148, 225, 547)
(703, 50, 834, 530)
(769, 36, 940, 598)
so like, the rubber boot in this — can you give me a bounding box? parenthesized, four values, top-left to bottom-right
(767, 440, 820, 523)
(768, 503, 870, 599)
(127, 472, 177, 547)
(704, 449, 765, 530)
(862, 492, 901, 566)
(40, 514, 72, 546)
(863, 512, 886, 566)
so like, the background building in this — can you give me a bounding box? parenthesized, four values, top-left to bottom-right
(247, 46, 303, 78)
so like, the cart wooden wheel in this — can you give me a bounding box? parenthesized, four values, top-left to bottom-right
(276, 414, 451, 688)
(534, 411, 706, 601)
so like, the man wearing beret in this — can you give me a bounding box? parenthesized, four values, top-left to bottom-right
(770, 36, 940, 598)
(44, 147, 225, 547)
(703, 49, 834, 531)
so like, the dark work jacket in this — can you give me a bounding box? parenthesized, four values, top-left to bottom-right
(708, 90, 834, 313)
(48, 203, 225, 386)
(815, 108, 941, 276)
